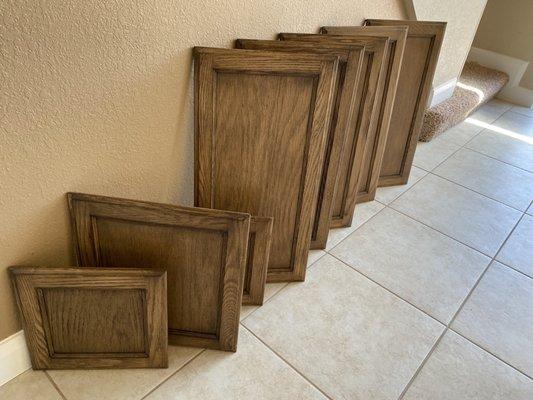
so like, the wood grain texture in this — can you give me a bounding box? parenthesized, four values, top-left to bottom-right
(278, 33, 387, 228)
(319, 26, 408, 202)
(243, 216, 273, 305)
(9, 266, 167, 369)
(67, 192, 250, 352)
(364, 19, 446, 186)
(194, 47, 338, 279)
(235, 39, 365, 249)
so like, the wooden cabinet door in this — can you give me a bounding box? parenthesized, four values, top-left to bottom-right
(235, 39, 365, 249)
(10, 266, 167, 369)
(68, 192, 250, 352)
(194, 47, 338, 281)
(365, 19, 446, 186)
(319, 26, 408, 202)
(279, 34, 387, 228)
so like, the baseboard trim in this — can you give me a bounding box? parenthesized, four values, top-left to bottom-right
(429, 78, 457, 107)
(468, 47, 533, 107)
(0, 331, 31, 387)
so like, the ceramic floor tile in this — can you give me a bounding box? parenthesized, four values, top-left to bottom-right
(375, 166, 427, 205)
(145, 328, 327, 400)
(435, 120, 484, 146)
(511, 105, 533, 118)
(413, 137, 461, 171)
(0, 371, 62, 400)
(240, 281, 288, 320)
(496, 215, 533, 277)
(403, 331, 533, 400)
(465, 129, 533, 172)
(240, 250, 326, 320)
(331, 208, 489, 323)
(325, 200, 384, 251)
(49, 346, 202, 400)
(433, 148, 533, 211)
(492, 110, 533, 138)
(452, 262, 533, 377)
(244, 254, 444, 400)
(391, 174, 521, 256)
(469, 99, 512, 123)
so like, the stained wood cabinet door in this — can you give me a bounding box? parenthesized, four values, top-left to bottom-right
(319, 26, 408, 202)
(68, 192, 250, 352)
(364, 19, 446, 186)
(194, 47, 338, 280)
(279, 33, 387, 228)
(10, 266, 167, 369)
(235, 39, 365, 249)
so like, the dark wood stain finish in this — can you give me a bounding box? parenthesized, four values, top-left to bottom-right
(235, 39, 365, 249)
(9, 266, 167, 369)
(319, 26, 408, 202)
(279, 33, 388, 228)
(243, 216, 273, 305)
(68, 192, 250, 352)
(194, 47, 338, 277)
(364, 19, 446, 186)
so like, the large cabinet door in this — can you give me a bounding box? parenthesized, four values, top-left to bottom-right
(235, 39, 365, 249)
(365, 19, 446, 186)
(279, 33, 388, 228)
(319, 26, 408, 201)
(68, 192, 249, 352)
(194, 47, 338, 281)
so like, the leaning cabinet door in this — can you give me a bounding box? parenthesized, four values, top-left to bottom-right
(68, 192, 250, 352)
(278, 34, 388, 229)
(194, 47, 338, 281)
(319, 26, 408, 202)
(10, 266, 168, 369)
(365, 19, 446, 186)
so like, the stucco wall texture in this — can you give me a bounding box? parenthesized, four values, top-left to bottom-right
(408, 0, 487, 88)
(0, 1, 406, 340)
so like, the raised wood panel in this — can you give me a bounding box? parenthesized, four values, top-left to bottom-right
(9, 266, 167, 369)
(194, 47, 338, 279)
(319, 26, 408, 202)
(364, 19, 446, 186)
(235, 39, 365, 249)
(279, 33, 387, 228)
(68, 192, 250, 352)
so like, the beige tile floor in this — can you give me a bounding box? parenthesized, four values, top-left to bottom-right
(2, 99, 533, 399)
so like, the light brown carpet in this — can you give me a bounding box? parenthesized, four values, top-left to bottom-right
(419, 62, 509, 142)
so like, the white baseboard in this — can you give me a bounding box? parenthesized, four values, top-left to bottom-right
(429, 78, 457, 107)
(0, 331, 31, 387)
(468, 47, 533, 107)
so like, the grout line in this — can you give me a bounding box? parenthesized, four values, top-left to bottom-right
(491, 259, 533, 280)
(428, 171, 528, 213)
(397, 328, 448, 400)
(461, 146, 533, 175)
(139, 349, 206, 399)
(448, 327, 533, 380)
(241, 325, 334, 400)
(326, 204, 388, 253)
(387, 205, 495, 259)
(44, 371, 67, 400)
(327, 253, 445, 326)
(240, 250, 327, 323)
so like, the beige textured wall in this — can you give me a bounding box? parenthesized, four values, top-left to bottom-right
(0, 1, 406, 340)
(473, 0, 533, 89)
(408, 0, 487, 88)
